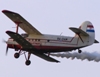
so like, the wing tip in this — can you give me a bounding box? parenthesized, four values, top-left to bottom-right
(56, 61, 60, 63)
(2, 10, 12, 13)
(48, 59, 60, 63)
(6, 31, 10, 33)
(6, 31, 15, 34)
(52, 60, 60, 63)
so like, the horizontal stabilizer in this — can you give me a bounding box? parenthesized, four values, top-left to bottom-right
(69, 27, 89, 36)
(94, 39, 99, 43)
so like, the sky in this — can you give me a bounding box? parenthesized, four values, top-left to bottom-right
(0, 0, 100, 77)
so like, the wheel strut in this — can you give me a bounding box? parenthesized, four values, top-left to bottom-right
(14, 50, 32, 66)
(24, 52, 31, 66)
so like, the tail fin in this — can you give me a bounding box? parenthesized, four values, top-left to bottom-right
(79, 21, 95, 44)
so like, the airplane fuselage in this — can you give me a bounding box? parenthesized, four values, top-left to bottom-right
(7, 34, 88, 53)
(2, 10, 99, 65)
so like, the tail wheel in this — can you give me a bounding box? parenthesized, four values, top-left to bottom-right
(14, 53, 20, 58)
(25, 60, 31, 66)
(78, 50, 82, 53)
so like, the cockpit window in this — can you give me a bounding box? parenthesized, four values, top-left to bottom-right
(21, 33, 28, 38)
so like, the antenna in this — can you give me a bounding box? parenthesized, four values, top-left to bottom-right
(60, 32, 63, 36)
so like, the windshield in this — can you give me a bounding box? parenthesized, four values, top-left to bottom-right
(21, 33, 28, 38)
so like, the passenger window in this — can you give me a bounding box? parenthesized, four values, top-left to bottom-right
(38, 39, 40, 41)
(47, 40, 50, 42)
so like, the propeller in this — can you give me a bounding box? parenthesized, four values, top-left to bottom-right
(6, 46, 8, 55)
(2, 39, 9, 55)
(3, 39, 7, 43)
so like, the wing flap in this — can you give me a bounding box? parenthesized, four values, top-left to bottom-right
(2, 10, 42, 35)
(6, 31, 59, 62)
(69, 27, 89, 36)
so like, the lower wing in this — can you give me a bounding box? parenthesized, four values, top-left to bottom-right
(6, 31, 59, 63)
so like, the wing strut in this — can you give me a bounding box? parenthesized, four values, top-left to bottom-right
(15, 21, 22, 33)
(77, 33, 84, 43)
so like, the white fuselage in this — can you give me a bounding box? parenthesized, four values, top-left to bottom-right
(7, 33, 90, 53)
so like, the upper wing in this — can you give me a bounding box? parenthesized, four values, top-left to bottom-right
(6, 31, 59, 63)
(2, 10, 42, 35)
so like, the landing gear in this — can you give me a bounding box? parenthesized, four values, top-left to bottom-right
(14, 50, 31, 66)
(14, 53, 20, 58)
(14, 49, 21, 58)
(25, 60, 31, 66)
(78, 49, 82, 53)
(24, 52, 31, 66)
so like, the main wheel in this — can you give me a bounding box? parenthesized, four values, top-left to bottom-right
(25, 60, 31, 66)
(78, 50, 82, 53)
(14, 53, 20, 58)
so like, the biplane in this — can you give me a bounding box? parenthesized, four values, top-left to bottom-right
(2, 10, 99, 66)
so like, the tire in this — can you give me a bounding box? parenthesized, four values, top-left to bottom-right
(25, 60, 31, 66)
(78, 50, 82, 53)
(14, 53, 20, 58)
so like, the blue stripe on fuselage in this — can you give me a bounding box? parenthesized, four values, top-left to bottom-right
(86, 30, 95, 32)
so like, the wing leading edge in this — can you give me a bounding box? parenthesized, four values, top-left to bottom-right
(2, 10, 42, 35)
(6, 31, 59, 63)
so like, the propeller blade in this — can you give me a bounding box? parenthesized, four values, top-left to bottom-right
(2, 39, 7, 43)
(6, 46, 8, 55)
(3, 39, 9, 55)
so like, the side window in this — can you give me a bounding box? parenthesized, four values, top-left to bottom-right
(32, 39, 34, 41)
(47, 40, 50, 42)
(38, 39, 40, 41)
(35, 39, 37, 41)
(57, 38, 60, 40)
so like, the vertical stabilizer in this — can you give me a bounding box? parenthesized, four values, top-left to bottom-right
(79, 21, 95, 45)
